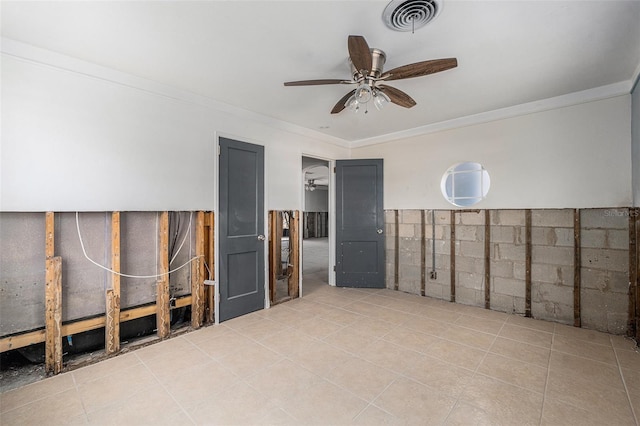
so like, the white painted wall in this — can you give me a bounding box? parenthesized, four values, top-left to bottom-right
(304, 188, 329, 212)
(0, 45, 349, 212)
(2, 41, 635, 212)
(632, 79, 640, 207)
(352, 95, 633, 209)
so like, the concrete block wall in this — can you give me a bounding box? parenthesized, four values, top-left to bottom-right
(455, 211, 485, 307)
(429, 210, 453, 301)
(580, 209, 630, 334)
(385, 208, 636, 335)
(385, 210, 452, 300)
(531, 209, 575, 325)
(58, 212, 110, 322)
(490, 210, 527, 315)
(0, 213, 46, 336)
(0, 211, 195, 336)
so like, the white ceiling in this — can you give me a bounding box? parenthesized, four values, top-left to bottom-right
(2, 1, 640, 146)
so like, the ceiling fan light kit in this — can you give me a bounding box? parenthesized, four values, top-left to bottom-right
(284, 33, 457, 114)
(305, 179, 317, 191)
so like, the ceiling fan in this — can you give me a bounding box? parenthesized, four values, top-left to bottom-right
(284, 35, 457, 114)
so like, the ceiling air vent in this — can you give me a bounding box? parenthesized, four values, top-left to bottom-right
(382, 0, 442, 32)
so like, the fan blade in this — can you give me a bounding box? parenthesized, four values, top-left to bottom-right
(331, 89, 356, 114)
(348, 35, 372, 74)
(378, 85, 416, 108)
(382, 58, 458, 81)
(284, 79, 350, 86)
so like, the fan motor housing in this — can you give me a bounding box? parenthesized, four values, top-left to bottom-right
(350, 48, 387, 79)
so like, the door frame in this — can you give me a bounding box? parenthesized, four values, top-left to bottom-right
(300, 154, 336, 297)
(214, 132, 269, 324)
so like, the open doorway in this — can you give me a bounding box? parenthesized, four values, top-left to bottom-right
(302, 156, 330, 293)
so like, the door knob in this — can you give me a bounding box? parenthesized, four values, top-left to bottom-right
(257, 234, 266, 241)
(377, 229, 383, 234)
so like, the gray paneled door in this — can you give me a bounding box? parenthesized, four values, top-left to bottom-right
(335, 159, 385, 288)
(219, 137, 265, 321)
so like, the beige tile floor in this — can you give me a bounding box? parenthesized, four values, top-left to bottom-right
(1, 278, 639, 425)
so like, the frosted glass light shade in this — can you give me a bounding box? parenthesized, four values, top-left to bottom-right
(355, 83, 372, 103)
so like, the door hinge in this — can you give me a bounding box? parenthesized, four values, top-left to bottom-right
(217, 145, 221, 155)
(333, 265, 336, 272)
(333, 167, 336, 173)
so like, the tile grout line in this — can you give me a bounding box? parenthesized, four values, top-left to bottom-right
(0, 372, 76, 416)
(538, 324, 556, 425)
(70, 369, 89, 424)
(442, 316, 508, 423)
(134, 349, 198, 425)
(612, 341, 639, 425)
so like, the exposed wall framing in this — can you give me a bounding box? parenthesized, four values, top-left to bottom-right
(269, 211, 279, 303)
(449, 210, 456, 303)
(484, 210, 491, 309)
(394, 210, 399, 291)
(385, 208, 638, 338)
(525, 209, 532, 317)
(630, 208, 639, 342)
(573, 209, 582, 327)
(156, 211, 170, 339)
(420, 210, 426, 297)
(268, 210, 301, 304)
(44, 212, 62, 374)
(106, 211, 121, 355)
(0, 211, 213, 373)
(190, 211, 205, 328)
(205, 212, 215, 324)
(288, 211, 300, 299)
(44, 256, 62, 374)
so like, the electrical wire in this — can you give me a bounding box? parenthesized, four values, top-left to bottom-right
(75, 211, 200, 279)
(169, 211, 193, 266)
(203, 260, 212, 280)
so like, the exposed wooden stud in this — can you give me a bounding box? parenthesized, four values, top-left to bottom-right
(525, 209, 532, 317)
(156, 279, 170, 338)
(62, 316, 106, 336)
(45, 212, 55, 258)
(636, 211, 640, 343)
(197, 211, 206, 323)
(276, 212, 284, 276)
(174, 295, 192, 309)
(190, 211, 199, 328)
(191, 211, 205, 329)
(629, 208, 639, 340)
(106, 211, 121, 355)
(1, 295, 193, 353)
(484, 210, 491, 310)
(44, 212, 61, 374)
(0, 330, 46, 353)
(288, 211, 300, 299)
(394, 210, 399, 291)
(105, 290, 118, 354)
(573, 209, 581, 328)
(268, 211, 278, 303)
(45, 256, 62, 374)
(120, 304, 158, 323)
(420, 210, 426, 297)
(450, 210, 456, 303)
(157, 211, 170, 339)
(206, 212, 215, 324)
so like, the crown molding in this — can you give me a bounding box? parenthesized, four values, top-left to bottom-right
(3, 37, 636, 151)
(1, 37, 350, 149)
(349, 80, 634, 148)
